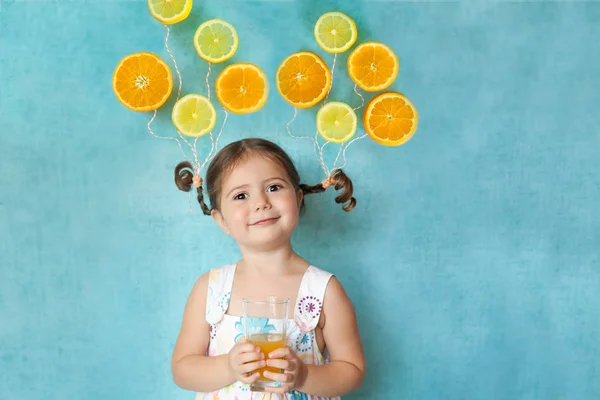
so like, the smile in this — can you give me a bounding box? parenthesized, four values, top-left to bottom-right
(250, 217, 280, 226)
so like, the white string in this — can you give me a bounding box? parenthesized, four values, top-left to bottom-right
(199, 109, 229, 172)
(211, 110, 228, 159)
(163, 24, 203, 171)
(205, 62, 212, 100)
(352, 84, 365, 111)
(312, 53, 338, 178)
(335, 134, 368, 171)
(164, 24, 182, 102)
(284, 107, 328, 176)
(323, 53, 337, 104)
(147, 110, 190, 162)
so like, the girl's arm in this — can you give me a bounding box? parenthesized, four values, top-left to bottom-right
(297, 276, 366, 396)
(171, 273, 235, 392)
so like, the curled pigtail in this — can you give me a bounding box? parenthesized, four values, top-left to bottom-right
(300, 169, 356, 212)
(174, 161, 193, 191)
(174, 161, 212, 216)
(329, 169, 356, 212)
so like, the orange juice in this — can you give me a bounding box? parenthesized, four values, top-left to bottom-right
(248, 333, 285, 381)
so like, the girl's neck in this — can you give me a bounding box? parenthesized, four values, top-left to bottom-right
(237, 243, 308, 276)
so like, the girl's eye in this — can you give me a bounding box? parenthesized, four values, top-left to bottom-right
(234, 193, 247, 200)
(267, 184, 282, 192)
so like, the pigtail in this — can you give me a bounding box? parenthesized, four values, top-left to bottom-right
(330, 169, 356, 212)
(174, 161, 212, 216)
(299, 182, 326, 195)
(300, 169, 357, 212)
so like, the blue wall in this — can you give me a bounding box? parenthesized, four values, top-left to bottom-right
(1, 0, 599, 399)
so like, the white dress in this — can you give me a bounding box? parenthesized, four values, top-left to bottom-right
(195, 264, 341, 400)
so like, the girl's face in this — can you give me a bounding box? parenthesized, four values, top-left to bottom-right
(211, 154, 303, 250)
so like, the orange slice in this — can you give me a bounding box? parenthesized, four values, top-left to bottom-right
(276, 52, 331, 108)
(215, 63, 269, 114)
(347, 42, 399, 92)
(363, 92, 418, 146)
(112, 52, 173, 112)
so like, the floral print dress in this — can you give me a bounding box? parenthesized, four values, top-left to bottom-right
(195, 264, 340, 400)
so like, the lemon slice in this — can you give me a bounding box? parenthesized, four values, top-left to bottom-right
(194, 19, 238, 63)
(314, 11, 357, 54)
(316, 102, 357, 143)
(147, 0, 192, 25)
(172, 94, 216, 138)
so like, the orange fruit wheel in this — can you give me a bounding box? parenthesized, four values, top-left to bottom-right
(215, 63, 269, 114)
(276, 52, 331, 108)
(112, 52, 173, 112)
(363, 92, 418, 147)
(348, 42, 399, 92)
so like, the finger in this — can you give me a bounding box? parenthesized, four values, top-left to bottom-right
(263, 370, 293, 383)
(237, 350, 264, 364)
(239, 372, 260, 385)
(238, 360, 266, 374)
(235, 343, 261, 355)
(266, 358, 290, 370)
(268, 347, 292, 359)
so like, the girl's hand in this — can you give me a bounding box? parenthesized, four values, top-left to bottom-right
(263, 346, 307, 394)
(227, 338, 265, 385)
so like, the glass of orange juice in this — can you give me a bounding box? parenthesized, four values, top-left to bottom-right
(242, 296, 289, 391)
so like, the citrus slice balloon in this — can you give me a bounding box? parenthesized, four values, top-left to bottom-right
(215, 63, 269, 114)
(316, 102, 357, 144)
(172, 94, 217, 138)
(194, 19, 238, 63)
(314, 11, 357, 54)
(147, 0, 192, 25)
(348, 42, 399, 92)
(112, 52, 173, 112)
(276, 52, 331, 108)
(363, 92, 418, 146)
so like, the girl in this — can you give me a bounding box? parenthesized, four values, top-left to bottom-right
(171, 138, 365, 399)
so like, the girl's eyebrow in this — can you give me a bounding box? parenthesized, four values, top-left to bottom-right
(226, 184, 248, 198)
(265, 176, 286, 183)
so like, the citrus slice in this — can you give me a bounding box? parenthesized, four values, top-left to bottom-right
(194, 19, 238, 63)
(314, 11, 357, 54)
(276, 52, 331, 108)
(316, 102, 357, 144)
(147, 0, 192, 25)
(112, 52, 173, 112)
(215, 63, 269, 114)
(363, 92, 418, 146)
(172, 94, 216, 138)
(348, 42, 399, 92)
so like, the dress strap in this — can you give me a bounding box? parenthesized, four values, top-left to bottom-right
(205, 264, 236, 324)
(294, 266, 333, 332)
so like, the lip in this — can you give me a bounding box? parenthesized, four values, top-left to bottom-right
(250, 217, 280, 226)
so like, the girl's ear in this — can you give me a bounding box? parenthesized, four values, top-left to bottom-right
(296, 188, 304, 209)
(211, 209, 230, 235)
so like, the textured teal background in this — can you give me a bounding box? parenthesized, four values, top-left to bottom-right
(1, 0, 600, 399)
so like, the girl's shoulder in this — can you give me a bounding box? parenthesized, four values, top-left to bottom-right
(205, 263, 236, 279)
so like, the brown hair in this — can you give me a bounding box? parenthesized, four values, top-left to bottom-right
(174, 138, 356, 215)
